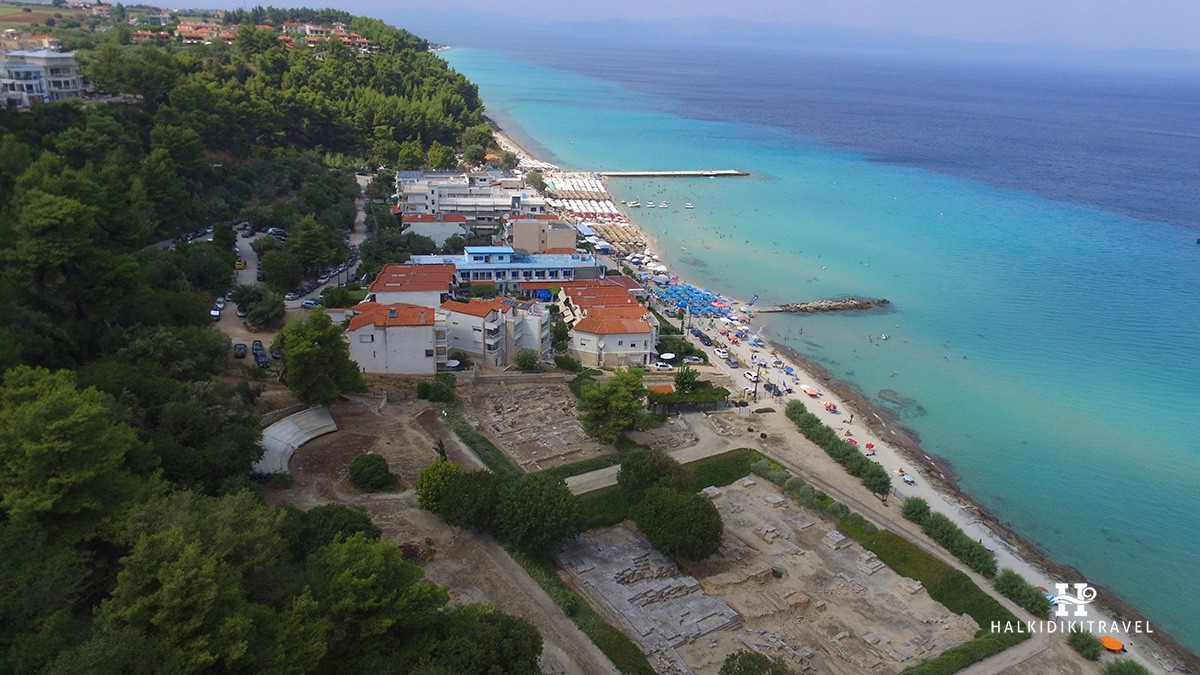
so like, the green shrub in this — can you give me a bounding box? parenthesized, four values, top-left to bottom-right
(554, 354, 583, 372)
(922, 513, 998, 578)
(514, 348, 541, 371)
(750, 459, 790, 486)
(576, 485, 629, 529)
(543, 454, 621, 480)
(417, 372, 457, 403)
(753, 407, 775, 414)
(414, 459, 463, 510)
(1104, 661, 1151, 675)
(469, 283, 497, 297)
(632, 487, 723, 561)
(719, 650, 792, 674)
(348, 453, 398, 492)
(994, 568, 1051, 619)
(902, 496, 932, 525)
(1067, 625, 1102, 660)
(618, 449, 690, 499)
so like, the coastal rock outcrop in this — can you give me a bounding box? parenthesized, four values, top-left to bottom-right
(770, 298, 890, 313)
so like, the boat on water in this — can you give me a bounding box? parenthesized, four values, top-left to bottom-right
(628, 200, 641, 207)
(645, 201, 656, 207)
(880, 334, 890, 341)
(684, 202, 694, 209)
(801, 385, 822, 398)
(658, 203, 668, 208)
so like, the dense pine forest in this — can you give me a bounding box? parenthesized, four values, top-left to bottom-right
(0, 8, 543, 672)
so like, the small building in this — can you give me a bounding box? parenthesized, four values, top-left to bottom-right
(1, 50, 84, 108)
(508, 217, 577, 253)
(366, 263, 458, 308)
(345, 302, 448, 374)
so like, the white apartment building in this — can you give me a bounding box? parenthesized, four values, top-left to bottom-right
(345, 302, 448, 374)
(1, 50, 83, 108)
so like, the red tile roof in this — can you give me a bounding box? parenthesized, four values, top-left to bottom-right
(347, 302, 437, 331)
(573, 316, 653, 335)
(442, 297, 531, 317)
(647, 385, 674, 394)
(368, 263, 457, 294)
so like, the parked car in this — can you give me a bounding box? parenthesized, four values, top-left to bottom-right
(266, 227, 288, 237)
(698, 334, 713, 346)
(743, 370, 760, 383)
(653, 361, 674, 371)
(210, 307, 221, 321)
(214, 296, 226, 309)
(714, 347, 729, 359)
(256, 269, 266, 281)
(301, 298, 321, 309)
(284, 292, 299, 301)
(236, 305, 248, 317)
(255, 354, 271, 368)
(235, 259, 246, 270)
(233, 343, 247, 358)
(269, 345, 282, 360)
(725, 357, 741, 368)
(682, 355, 704, 364)
(241, 230, 254, 238)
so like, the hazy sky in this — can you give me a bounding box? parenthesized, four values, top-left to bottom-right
(206, 0, 1200, 53)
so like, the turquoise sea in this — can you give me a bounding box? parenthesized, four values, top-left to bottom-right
(438, 43, 1200, 650)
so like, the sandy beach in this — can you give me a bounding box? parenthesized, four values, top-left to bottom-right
(488, 121, 1194, 673)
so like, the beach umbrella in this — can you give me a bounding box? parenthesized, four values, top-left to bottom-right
(865, 443, 875, 450)
(846, 438, 858, 444)
(1100, 636, 1124, 652)
(784, 367, 794, 374)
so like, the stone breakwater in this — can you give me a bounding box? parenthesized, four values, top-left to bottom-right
(762, 298, 890, 313)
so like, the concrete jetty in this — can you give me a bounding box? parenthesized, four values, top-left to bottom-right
(598, 169, 748, 178)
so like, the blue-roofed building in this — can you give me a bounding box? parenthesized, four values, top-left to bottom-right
(411, 245, 604, 293)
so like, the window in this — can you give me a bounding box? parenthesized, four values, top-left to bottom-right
(617, 340, 623, 346)
(359, 334, 374, 343)
(548, 270, 558, 278)
(425, 349, 434, 357)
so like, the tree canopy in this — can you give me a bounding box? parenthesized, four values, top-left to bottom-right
(281, 311, 366, 405)
(577, 368, 646, 444)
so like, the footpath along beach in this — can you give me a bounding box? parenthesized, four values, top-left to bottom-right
(489, 120, 1194, 673)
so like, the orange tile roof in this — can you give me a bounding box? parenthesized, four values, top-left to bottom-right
(647, 385, 674, 394)
(442, 297, 532, 317)
(368, 263, 457, 294)
(347, 303, 437, 331)
(573, 316, 653, 335)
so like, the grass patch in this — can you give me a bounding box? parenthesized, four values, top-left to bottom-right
(648, 307, 681, 334)
(543, 454, 621, 480)
(446, 408, 523, 479)
(685, 447, 762, 491)
(837, 517, 1027, 674)
(508, 549, 655, 675)
(577, 485, 629, 529)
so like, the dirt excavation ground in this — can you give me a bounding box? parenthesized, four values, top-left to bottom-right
(559, 480, 979, 674)
(264, 375, 1096, 675)
(266, 392, 617, 674)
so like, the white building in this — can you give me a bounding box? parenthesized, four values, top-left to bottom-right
(441, 297, 552, 368)
(400, 213, 470, 248)
(570, 315, 658, 368)
(394, 171, 548, 231)
(1, 50, 83, 108)
(346, 302, 448, 374)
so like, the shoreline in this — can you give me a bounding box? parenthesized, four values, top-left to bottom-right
(487, 118, 1198, 672)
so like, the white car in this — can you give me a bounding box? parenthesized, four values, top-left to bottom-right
(682, 355, 704, 364)
(743, 370, 760, 383)
(214, 296, 226, 309)
(653, 361, 674, 371)
(714, 348, 729, 359)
